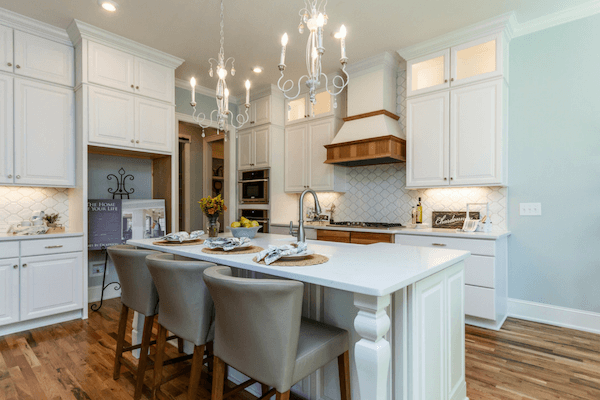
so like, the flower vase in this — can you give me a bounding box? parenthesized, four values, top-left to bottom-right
(206, 215, 220, 238)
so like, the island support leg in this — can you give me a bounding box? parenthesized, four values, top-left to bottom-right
(354, 293, 391, 400)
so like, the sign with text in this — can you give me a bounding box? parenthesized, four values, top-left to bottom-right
(88, 199, 122, 249)
(432, 211, 480, 229)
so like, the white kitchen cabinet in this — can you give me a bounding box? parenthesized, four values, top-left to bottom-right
(88, 41, 135, 93)
(237, 127, 270, 170)
(250, 96, 271, 127)
(406, 91, 449, 188)
(450, 79, 503, 186)
(88, 85, 135, 147)
(14, 78, 75, 187)
(0, 25, 13, 74)
(135, 97, 173, 152)
(308, 119, 338, 191)
(20, 252, 82, 321)
(285, 90, 338, 125)
(284, 124, 307, 192)
(451, 35, 503, 87)
(0, 257, 20, 327)
(14, 31, 74, 87)
(135, 57, 173, 103)
(0, 74, 13, 185)
(407, 49, 450, 97)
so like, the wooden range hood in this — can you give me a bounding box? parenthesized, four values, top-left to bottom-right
(324, 110, 406, 167)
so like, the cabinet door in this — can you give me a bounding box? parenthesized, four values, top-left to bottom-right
(88, 41, 135, 92)
(446, 264, 466, 400)
(20, 252, 82, 321)
(135, 97, 173, 152)
(451, 35, 502, 87)
(0, 258, 19, 326)
(406, 91, 449, 188)
(310, 90, 333, 118)
(14, 31, 74, 87)
(307, 119, 335, 191)
(253, 127, 270, 168)
(237, 129, 253, 170)
(88, 85, 135, 148)
(407, 49, 450, 97)
(0, 25, 13, 74)
(14, 79, 75, 187)
(284, 124, 307, 192)
(135, 57, 173, 102)
(286, 95, 308, 124)
(450, 79, 502, 186)
(252, 96, 271, 126)
(0, 74, 13, 185)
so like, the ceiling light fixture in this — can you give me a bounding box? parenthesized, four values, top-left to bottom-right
(277, 0, 349, 113)
(252, 67, 263, 73)
(98, 0, 118, 12)
(189, 0, 251, 140)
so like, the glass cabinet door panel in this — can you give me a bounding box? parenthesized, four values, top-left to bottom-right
(411, 55, 445, 92)
(312, 91, 331, 116)
(287, 97, 306, 122)
(455, 39, 496, 81)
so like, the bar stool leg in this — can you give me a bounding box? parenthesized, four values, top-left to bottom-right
(338, 350, 351, 400)
(276, 391, 290, 400)
(134, 314, 155, 400)
(152, 324, 168, 400)
(261, 384, 270, 396)
(211, 356, 226, 400)
(188, 344, 206, 400)
(178, 337, 185, 353)
(113, 304, 129, 380)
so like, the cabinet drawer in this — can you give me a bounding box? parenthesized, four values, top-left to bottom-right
(464, 255, 495, 288)
(350, 232, 394, 245)
(465, 285, 495, 320)
(395, 234, 495, 256)
(317, 230, 350, 243)
(20, 237, 83, 257)
(0, 241, 19, 258)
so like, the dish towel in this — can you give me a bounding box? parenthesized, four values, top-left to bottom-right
(203, 237, 251, 251)
(162, 230, 204, 242)
(256, 242, 308, 265)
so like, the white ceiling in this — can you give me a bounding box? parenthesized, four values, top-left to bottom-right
(0, 0, 590, 96)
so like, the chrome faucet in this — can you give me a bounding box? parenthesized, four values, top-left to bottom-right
(298, 188, 321, 243)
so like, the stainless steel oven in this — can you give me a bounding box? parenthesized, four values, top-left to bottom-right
(238, 169, 269, 204)
(239, 209, 269, 233)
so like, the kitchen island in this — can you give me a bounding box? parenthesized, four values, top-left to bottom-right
(128, 233, 470, 400)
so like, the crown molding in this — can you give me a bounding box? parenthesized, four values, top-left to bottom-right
(347, 52, 401, 77)
(513, 0, 600, 37)
(397, 12, 515, 61)
(67, 19, 184, 69)
(0, 7, 71, 46)
(175, 78, 240, 105)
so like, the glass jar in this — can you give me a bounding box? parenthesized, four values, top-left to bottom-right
(206, 214, 220, 238)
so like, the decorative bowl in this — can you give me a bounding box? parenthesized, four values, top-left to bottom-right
(228, 226, 261, 239)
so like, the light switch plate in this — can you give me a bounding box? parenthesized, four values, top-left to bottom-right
(90, 261, 105, 277)
(520, 203, 542, 216)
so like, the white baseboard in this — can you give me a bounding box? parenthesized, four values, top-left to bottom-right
(88, 284, 122, 303)
(508, 298, 600, 334)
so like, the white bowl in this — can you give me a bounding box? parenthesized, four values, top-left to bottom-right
(228, 225, 261, 239)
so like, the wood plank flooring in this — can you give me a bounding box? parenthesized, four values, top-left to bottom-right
(2, 300, 600, 399)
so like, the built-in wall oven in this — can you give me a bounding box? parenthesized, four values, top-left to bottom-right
(239, 209, 269, 233)
(239, 169, 269, 204)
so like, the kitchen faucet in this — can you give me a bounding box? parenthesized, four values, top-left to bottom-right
(297, 188, 322, 243)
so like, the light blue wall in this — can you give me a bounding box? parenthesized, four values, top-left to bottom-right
(508, 14, 600, 312)
(175, 86, 238, 118)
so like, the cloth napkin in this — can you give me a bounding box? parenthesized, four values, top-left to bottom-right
(162, 230, 204, 243)
(203, 237, 251, 251)
(256, 242, 308, 265)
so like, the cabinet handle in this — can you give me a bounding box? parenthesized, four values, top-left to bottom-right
(45, 245, 63, 249)
(7, 174, 12, 178)
(432, 243, 447, 247)
(13, 265, 18, 269)
(22, 263, 27, 268)
(15, 65, 20, 69)
(7, 62, 12, 67)
(16, 175, 20, 179)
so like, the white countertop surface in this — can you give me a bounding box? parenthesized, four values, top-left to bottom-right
(271, 222, 510, 240)
(128, 233, 470, 297)
(0, 232, 84, 242)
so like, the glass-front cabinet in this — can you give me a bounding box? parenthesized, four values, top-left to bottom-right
(407, 49, 450, 97)
(285, 90, 334, 124)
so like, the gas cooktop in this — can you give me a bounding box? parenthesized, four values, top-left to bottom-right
(328, 221, 404, 229)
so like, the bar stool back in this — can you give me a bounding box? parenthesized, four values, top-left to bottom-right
(145, 253, 217, 399)
(203, 266, 351, 400)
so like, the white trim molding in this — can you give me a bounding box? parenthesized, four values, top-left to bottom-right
(513, 0, 600, 37)
(508, 298, 600, 335)
(0, 6, 72, 46)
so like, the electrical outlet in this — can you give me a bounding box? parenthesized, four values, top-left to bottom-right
(520, 203, 542, 216)
(90, 262, 105, 277)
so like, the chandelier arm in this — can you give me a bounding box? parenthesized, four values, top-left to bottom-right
(320, 66, 349, 97)
(277, 71, 310, 101)
(192, 106, 211, 129)
(224, 57, 235, 69)
(226, 106, 251, 130)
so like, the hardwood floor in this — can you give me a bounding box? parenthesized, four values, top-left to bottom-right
(2, 300, 600, 399)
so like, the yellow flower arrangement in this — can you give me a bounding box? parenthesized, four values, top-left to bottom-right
(198, 195, 227, 216)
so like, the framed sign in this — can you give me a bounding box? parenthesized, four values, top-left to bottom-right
(88, 199, 122, 249)
(432, 211, 480, 229)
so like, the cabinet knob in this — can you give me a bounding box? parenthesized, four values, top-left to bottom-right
(450, 177, 454, 180)
(15, 65, 20, 69)
(136, 86, 139, 90)
(444, 177, 447, 180)
(22, 263, 27, 268)
(131, 139, 135, 143)
(444, 79, 448, 83)
(16, 175, 20, 179)
(13, 265, 18, 269)
(7, 62, 12, 67)
(7, 174, 12, 179)
(131, 84, 134, 88)
(451, 78, 454, 82)
(136, 140, 140, 143)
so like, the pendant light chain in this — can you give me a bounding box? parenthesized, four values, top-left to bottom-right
(219, 0, 225, 60)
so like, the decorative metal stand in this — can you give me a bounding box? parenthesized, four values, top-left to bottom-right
(108, 168, 135, 199)
(90, 246, 121, 312)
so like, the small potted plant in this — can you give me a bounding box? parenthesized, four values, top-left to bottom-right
(198, 195, 227, 237)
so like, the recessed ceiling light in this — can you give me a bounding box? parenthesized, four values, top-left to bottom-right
(98, 0, 118, 12)
(252, 67, 263, 73)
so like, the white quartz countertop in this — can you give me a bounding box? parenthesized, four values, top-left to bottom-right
(128, 233, 470, 297)
(271, 222, 510, 240)
(0, 232, 84, 242)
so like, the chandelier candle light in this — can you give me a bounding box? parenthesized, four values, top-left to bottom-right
(190, 0, 251, 140)
(277, 0, 349, 111)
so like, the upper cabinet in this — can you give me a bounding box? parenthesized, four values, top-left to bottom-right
(237, 126, 270, 170)
(407, 34, 503, 97)
(0, 74, 13, 185)
(88, 42, 173, 103)
(285, 89, 342, 125)
(0, 25, 14, 74)
(245, 93, 284, 128)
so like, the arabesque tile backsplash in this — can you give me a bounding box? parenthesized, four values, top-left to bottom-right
(0, 186, 70, 231)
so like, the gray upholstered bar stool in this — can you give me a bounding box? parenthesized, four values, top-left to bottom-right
(203, 266, 351, 400)
(145, 253, 217, 400)
(108, 244, 163, 400)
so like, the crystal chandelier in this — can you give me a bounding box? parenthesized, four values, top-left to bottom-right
(277, 0, 348, 112)
(189, 0, 251, 140)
